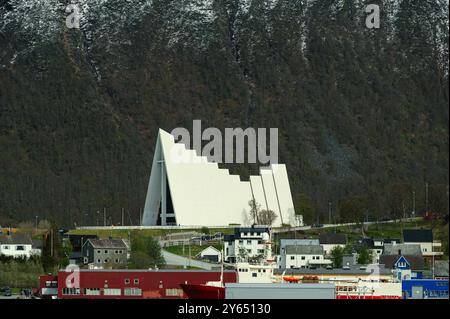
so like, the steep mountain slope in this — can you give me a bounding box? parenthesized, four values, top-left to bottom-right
(0, 0, 448, 226)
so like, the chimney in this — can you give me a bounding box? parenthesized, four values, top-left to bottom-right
(398, 249, 401, 256)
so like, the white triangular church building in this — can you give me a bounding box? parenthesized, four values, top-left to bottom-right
(141, 129, 301, 227)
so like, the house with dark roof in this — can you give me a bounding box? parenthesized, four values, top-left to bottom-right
(402, 229, 443, 258)
(379, 244, 425, 280)
(0, 233, 36, 258)
(282, 245, 332, 269)
(319, 233, 347, 256)
(82, 238, 129, 267)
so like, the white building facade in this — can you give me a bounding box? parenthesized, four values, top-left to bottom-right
(0, 234, 35, 258)
(224, 227, 270, 263)
(141, 129, 300, 227)
(282, 245, 332, 269)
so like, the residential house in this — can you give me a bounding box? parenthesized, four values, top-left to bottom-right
(357, 238, 383, 263)
(82, 238, 129, 267)
(224, 226, 270, 263)
(31, 239, 43, 256)
(380, 244, 424, 280)
(279, 239, 320, 254)
(282, 245, 332, 269)
(64, 234, 99, 265)
(319, 233, 347, 256)
(402, 229, 443, 258)
(196, 246, 222, 263)
(0, 233, 36, 258)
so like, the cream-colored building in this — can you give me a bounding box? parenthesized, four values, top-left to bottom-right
(141, 129, 300, 227)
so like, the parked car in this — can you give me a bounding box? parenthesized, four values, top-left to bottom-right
(1, 287, 12, 296)
(213, 232, 224, 239)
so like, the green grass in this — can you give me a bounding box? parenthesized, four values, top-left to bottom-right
(164, 243, 223, 258)
(68, 227, 234, 239)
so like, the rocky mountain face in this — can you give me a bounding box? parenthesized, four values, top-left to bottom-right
(0, 0, 448, 226)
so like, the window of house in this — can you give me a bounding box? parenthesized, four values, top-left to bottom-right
(119, 250, 123, 254)
(16, 245, 25, 251)
(258, 240, 262, 245)
(104, 259, 108, 263)
(104, 250, 108, 254)
(3, 245, 9, 250)
(290, 256, 295, 260)
(252, 273, 257, 277)
(115, 259, 119, 263)
(97, 259, 101, 263)
(134, 278, 139, 284)
(239, 240, 243, 244)
(124, 288, 142, 296)
(125, 278, 130, 284)
(247, 240, 251, 245)
(97, 250, 101, 254)
(301, 256, 305, 260)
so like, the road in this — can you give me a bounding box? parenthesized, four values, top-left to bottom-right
(272, 217, 421, 234)
(161, 250, 220, 270)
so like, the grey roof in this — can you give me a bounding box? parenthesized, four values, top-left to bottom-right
(32, 239, 43, 249)
(285, 245, 323, 255)
(280, 239, 320, 247)
(403, 229, 433, 243)
(319, 233, 346, 245)
(0, 233, 32, 245)
(87, 238, 128, 249)
(383, 244, 422, 256)
(434, 260, 449, 277)
(379, 255, 424, 271)
(274, 265, 392, 276)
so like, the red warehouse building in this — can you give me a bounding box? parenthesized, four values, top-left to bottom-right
(40, 269, 237, 299)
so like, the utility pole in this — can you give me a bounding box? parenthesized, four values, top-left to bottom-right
(121, 208, 124, 226)
(328, 202, 332, 225)
(103, 207, 106, 227)
(425, 182, 429, 212)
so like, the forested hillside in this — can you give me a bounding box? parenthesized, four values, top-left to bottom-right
(0, 0, 448, 226)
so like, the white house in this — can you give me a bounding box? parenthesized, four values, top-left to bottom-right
(224, 227, 270, 263)
(196, 246, 222, 263)
(402, 229, 443, 258)
(319, 233, 347, 256)
(282, 245, 332, 269)
(0, 233, 35, 258)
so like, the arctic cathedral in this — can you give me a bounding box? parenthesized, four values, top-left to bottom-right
(141, 129, 301, 227)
